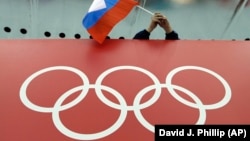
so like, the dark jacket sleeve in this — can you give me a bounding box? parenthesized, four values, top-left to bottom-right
(133, 29, 179, 40)
(165, 30, 179, 40)
(133, 29, 150, 40)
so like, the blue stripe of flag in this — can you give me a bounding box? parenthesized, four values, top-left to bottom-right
(82, 0, 119, 29)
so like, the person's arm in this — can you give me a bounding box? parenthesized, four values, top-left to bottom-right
(133, 13, 180, 40)
(133, 29, 150, 39)
(133, 13, 160, 40)
(165, 31, 179, 40)
(158, 15, 180, 40)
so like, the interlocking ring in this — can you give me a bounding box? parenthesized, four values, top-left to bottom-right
(19, 65, 232, 140)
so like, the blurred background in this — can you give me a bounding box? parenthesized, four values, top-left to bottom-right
(0, 0, 249, 40)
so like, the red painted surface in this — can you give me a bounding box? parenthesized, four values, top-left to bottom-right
(1, 39, 250, 141)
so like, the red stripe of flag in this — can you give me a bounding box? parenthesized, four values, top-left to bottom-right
(87, 0, 138, 44)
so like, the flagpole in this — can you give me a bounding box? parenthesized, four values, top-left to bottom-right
(136, 5, 154, 15)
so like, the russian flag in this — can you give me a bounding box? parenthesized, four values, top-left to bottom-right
(82, 0, 138, 44)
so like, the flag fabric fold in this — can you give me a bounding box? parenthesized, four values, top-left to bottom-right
(82, 0, 138, 44)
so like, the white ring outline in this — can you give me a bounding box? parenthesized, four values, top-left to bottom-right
(133, 84, 206, 132)
(166, 66, 231, 109)
(52, 85, 127, 140)
(95, 66, 162, 111)
(19, 66, 90, 112)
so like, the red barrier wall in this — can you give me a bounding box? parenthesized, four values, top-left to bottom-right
(1, 39, 250, 141)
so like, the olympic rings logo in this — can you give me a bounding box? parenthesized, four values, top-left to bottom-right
(19, 65, 232, 140)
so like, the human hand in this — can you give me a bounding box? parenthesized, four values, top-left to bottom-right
(158, 15, 173, 33)
(146, 13, 163, 33)
(146, 13, 173, 33)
